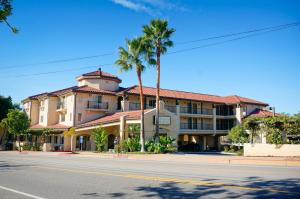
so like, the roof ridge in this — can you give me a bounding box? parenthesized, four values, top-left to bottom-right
(129, 85, 222, 98)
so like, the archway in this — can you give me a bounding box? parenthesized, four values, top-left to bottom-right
(108, 134, 116, 150)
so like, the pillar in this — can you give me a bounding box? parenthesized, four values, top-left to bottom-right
(203, 136, 207, 151)
(120, 116, 126, 141)
(71, 135, 76, 151)
(213, 107, 217, 135)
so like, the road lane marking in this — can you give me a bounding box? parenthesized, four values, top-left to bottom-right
(32, 165, 298, 195)
(0, 185, 46, 199)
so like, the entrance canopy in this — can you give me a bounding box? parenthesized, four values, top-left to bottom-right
(75, 110, 150, 131)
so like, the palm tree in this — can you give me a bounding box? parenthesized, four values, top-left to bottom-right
(143, 19, 175, 142)
(115, 37, 153, 152)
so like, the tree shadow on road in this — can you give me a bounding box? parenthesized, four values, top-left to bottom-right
(134, 177, 300, 199)
(0, 160, 35, 172)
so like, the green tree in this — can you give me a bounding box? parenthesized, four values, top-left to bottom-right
(115, 37, 152, 152)
(0, 0, 18, 33)
(91, 127, 108, 152)
(2, 109, 29, 152)
(143, 19, 175, 142)
(228, 125, 249, 149)
(63, 127, 75, 152)
(243, 117, 261, 144)
(0, 95, 20, 121)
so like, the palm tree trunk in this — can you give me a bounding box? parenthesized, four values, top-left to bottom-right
(155, 43, 161, 143)
(137, 69, 145, 152)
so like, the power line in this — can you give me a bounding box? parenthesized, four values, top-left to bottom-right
(167, 22, 300, 55)
(176, 21, 300, 45)
(1, 63, 113, 78)
(2, 21, 300, 78)
(0, 52, 115, 70)
(1, 21, 299, 71)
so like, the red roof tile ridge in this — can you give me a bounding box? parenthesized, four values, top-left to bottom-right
(127, 85, 222, 97)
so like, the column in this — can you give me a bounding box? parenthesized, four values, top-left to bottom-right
(71, 135, 76, 152)
(203, 136, 207, 151)
(119, 116, 126, 141)
(235, 104, 243, 125)
(213, 106, 217, 135)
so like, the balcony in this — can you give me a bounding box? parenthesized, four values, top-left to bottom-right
(180, 123, 213, 130)
(86, 101, 108, 111)
(56, 102, 67, 112)
(180, 107, 213, 115)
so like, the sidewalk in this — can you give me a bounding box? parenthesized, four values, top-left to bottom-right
(4, 151, 299, 167)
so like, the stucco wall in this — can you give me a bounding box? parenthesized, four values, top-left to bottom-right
(244, 143, 300, 157)
(78, 79, 119, 91)
(144, 108, 179, 142)
(39, 99, 48, 126)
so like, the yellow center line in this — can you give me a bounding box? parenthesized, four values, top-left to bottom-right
(31, 165, 297, 194)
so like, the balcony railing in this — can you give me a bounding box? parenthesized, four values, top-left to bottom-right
(180, 123, 213, 130)
(165, 105, 177, 113)
(56, 102, 66, 110)
(87, 101, 108, 110)
(180, 107, 213, 115)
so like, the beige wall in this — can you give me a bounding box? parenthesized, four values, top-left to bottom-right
(75, 93, 118, 125)
(244, 143, 300, 157)
(48, 97, 59, 125)
(78, 78, 119, 91)
(38, 98, 48, 126)
(144, 109, 179, 142)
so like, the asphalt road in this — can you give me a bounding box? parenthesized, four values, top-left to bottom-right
(0, 152, 299, 199)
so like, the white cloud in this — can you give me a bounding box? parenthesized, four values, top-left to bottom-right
(110, 0, 186, 16)
(111, 0, 149, 12)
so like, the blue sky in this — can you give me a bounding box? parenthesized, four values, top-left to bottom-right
(0, 0, 299, 114)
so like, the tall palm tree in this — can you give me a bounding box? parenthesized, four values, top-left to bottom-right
(143, 19, 175, 142)
(115, 37, 153, 152)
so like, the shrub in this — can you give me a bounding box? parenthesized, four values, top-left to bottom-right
(224, 145, 229, 152)
(22, 143, 32, 151)
(126, 136, 141, 152)
(146, 135, 176, 153)
(91, 127, 108, 152)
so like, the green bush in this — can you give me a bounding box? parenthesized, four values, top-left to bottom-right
(146, 135, 176, 153)
(91, 127, 108, 152)
(126, 136, 141, 152)
(223, 145, 229, 152)
(22, 143, 32, 151)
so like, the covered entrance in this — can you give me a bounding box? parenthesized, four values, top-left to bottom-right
(76, 135, 91, 151)
(178, 134, 220, 152)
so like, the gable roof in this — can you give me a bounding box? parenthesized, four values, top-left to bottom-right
(120, 85, 268, 106)
(76, 110, 147, 129)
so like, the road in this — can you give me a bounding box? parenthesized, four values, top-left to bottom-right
(0, 152, 299, 198)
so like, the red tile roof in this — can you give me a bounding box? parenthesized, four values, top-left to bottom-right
(247, 109, 279, 118)
(73, 85, 118, 95)
(30, 124, 70, 131)
(76, 110, 149, 129)
(221, 95, 268, 106)
(23, 85, 126, 102)
(120, 86, 268, 106)
(81, 69, 122, 83)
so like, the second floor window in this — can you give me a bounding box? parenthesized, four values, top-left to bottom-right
(40, 116, 43, 123)
(61, 114, 65, 122)
(78, 113, 82, 122)
(70, 113, 72, 121)
(149, 100, 156, 107)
